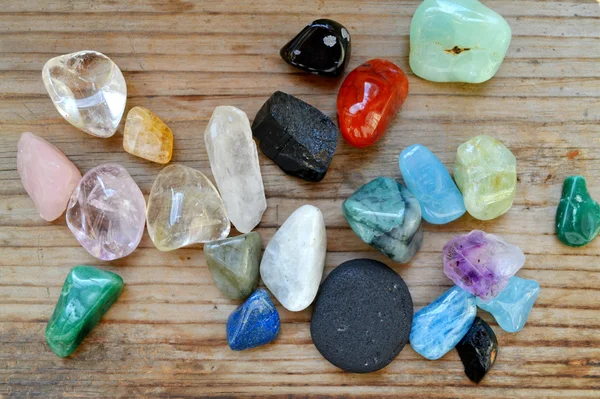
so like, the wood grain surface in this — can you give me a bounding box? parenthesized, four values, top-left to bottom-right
(1, 1, 600, 398)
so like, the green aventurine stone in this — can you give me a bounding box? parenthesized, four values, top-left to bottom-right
(409, 0, 512, 83)
(204, 232, 262, 300)
(45, 266, 124, 357)
(556, 176, 600, 247)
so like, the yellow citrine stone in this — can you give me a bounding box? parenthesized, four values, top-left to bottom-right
(123, 106, 173, 164)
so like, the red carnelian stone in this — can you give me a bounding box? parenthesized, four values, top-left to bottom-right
(337, 59, 409, 148)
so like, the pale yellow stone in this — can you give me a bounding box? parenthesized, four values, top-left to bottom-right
(123, 106, 173, 164)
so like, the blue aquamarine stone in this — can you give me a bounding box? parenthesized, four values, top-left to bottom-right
(399, 144, 465, 224)
(410, 286, 476, 360)
(226, 288, 280, 351)
(476, 276, 540, 333)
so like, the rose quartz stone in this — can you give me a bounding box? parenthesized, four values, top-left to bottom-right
(66, 163, 146, 261)
(17, 132, 82, 221)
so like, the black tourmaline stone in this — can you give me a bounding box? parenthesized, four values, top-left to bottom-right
(456, 317, 498, 384)
(280, 19, 351, 77)
(251, 91, 338, 182)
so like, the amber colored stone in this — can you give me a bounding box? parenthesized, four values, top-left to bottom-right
(123, 106, 173, 164)
(337, 59, 409, 148)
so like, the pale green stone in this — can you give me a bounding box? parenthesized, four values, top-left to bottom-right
(454, 135, 517, 221)
(409, 0, 512, 83)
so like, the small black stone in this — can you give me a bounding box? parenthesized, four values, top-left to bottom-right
(310, 259, 413, 373)
(280, 19, 351, 77)
(251, 91, 338, 182)
(456, 317, 498, 384)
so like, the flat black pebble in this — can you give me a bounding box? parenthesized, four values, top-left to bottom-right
(310, 259, 413, 373)
(456, 317, 498, 383)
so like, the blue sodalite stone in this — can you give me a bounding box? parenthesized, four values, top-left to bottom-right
(226, 288, 280, 351)
(476, 276, 540, 333)
(399, 144, 465, 224)
(410, 286, 476, 360)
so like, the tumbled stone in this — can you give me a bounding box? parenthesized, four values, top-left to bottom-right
(66, 164, 146, 261)
(311, 259, 413, 373)
(337, 59, 408, 148)
(46, 266, 124, 357)
(252, 91, 338, 182)
(17, 132, 82, 222)
(260, 205, 326, 311)
(399, 144, 465, 224)
(456, 317, 498, 384)
(123, 106, 173, 164)
(556, 176, 600, 247)
(477, 276, 540, 333)
(42, 50, 127, 138)
(227, 288, 280, 351)
(443, 230, 525, 300)
(410, 286, 476, 360)
(280, 19, 351, 77)
(204, 106, 267, 233)
(146, 164, 230, 251)
(342, 177, 423, 263)
(204, 232, 262, 300)
(454, 135, 517, 220)
(410, 0, 512, 83)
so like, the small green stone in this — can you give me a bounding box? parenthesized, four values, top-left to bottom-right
(45, 266, 124, 357)
(204, 232, 262, 300)
(556, 176, 600, 247)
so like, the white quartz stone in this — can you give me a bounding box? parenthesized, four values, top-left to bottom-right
(260, 205, 327, 312)
(42, 50, 127, 138)
(204, 106, 267, 233)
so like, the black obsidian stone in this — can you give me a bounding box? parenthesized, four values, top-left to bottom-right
(310, 259, 413, 373)
(251, 91, 338, 182)
(280, 19, 351, 77)
(456, 317, 498, 384)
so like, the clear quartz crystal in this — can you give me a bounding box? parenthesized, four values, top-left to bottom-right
(42, 50, 127, 138)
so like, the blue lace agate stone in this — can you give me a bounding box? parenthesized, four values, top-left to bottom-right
(399, 144, 465, 224)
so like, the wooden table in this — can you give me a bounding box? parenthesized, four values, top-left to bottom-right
(1, 1, 599, 397)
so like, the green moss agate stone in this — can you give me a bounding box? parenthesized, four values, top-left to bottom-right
(45, 266, 124, 357)
(204, 232, 262, 300)
(556, 176, 600, 247)
(409, 0, 512, 83)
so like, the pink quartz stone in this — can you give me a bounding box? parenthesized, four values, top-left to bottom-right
(16, 132, 82, 221)
(66, 163, 146, 261)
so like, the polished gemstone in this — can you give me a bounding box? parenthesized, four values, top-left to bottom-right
(204, 106, 267, 233)
(476, 276, 540, 333)
(280, 19, 351, 77)
(42, 50, 127, 138)
(226, 288, 280, 351)
(260, 205, 326, 312)
(443, 230, 525, 300)
(146, 164, 230, 251)
(204, 232, 262, 300)
(252, 91, 338, 182)
(17, 132, 82, 221)
(46, 266, 124, 357)
(311, 259, 413, 373)
(456, 317, 498, 384)
(399, 144, 465, 224)
(410, 286, 476, 360)
(342, 177, 423, 263)
(556, 176, 600, 247)
(66, 164, 146, 261)
(337, 59, 408, 148)
(123, 106, 173, 164)
(454, 135, 517, 220)
(409, 0, 512, 83)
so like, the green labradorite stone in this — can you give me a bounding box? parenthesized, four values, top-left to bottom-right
(204, 232, 262, 300)
(45, 266, 124, 357)
(556, 176, 600, 247)
(409, 0, 512, 83)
